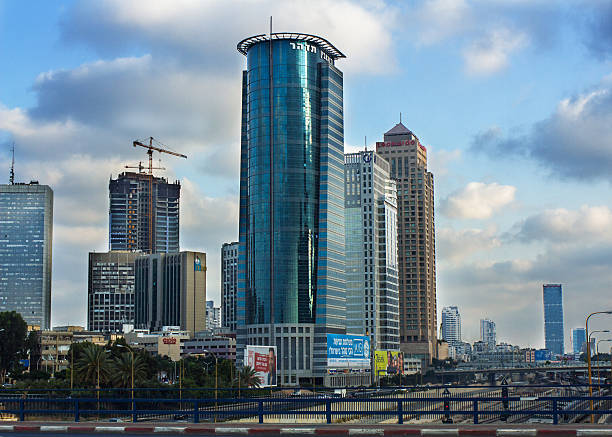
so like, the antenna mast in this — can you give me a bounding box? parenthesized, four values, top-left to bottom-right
(10, 143, 15, 185)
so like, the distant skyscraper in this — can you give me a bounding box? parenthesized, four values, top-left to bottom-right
(571, 327, 586, 356)
(109, 172, 180, 254)
(0, 182, 53, 328)
(206, 300, 221, 329)
(236, 32, 350, 386)
(134, 251, 206, 332)
(480, 319, 496, 349)
(376, 123, 437, 364)
(221, 242, 239, 332)
(441, 306, 461, 345)
(543, 284, 564, 356)
(344, 150, 399, 352)
(88, 251, 139, 333)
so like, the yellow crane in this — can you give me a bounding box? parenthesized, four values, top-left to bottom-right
(131, 137, 187, 253)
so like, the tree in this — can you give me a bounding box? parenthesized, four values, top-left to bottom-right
(0, 311, 28, 379)
(76, 343, 111, 387)
(112, 352, 147, 388)
(236, 366, 261, 388)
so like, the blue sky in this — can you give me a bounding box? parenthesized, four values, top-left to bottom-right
(2, 0, 612, 349)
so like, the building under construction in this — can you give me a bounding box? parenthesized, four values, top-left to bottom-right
(109, 172, 180, 253)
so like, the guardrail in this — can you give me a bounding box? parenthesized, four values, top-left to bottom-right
(0, 384, 609, 425)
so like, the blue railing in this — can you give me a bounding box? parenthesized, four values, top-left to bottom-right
(0, 384, 608, 425)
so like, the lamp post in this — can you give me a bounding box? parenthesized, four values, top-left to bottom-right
(595, 339, 612, 395)
(203, 350, 218, 423)
(585, 310, 612, 423)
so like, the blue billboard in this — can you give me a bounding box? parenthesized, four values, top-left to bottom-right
(327, 334, 371, 368)
(534, 349, 552, 362)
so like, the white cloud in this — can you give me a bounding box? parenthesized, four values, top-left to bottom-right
(415, 0, 470, 45)
(463, 28, 528, 75)
(429, 148, 461, 177)
(437, 226, 500, 263)
(440, 181, 516, 219)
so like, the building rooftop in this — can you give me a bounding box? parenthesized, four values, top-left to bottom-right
(237, 32, 345, 59)
(384, 122, 414, 137)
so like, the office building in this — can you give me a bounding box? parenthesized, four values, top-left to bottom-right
(376, 123, 437, 365)
(206, 300, 221, 329)
(0, 182, 53, 328)
(221, 242, 239, 331)
(344, 150, 399, 352)
(134, 251, 206, 333)
(571, 327, 586, 356)
(88, 251, 140, 333)
(480, 318, 496, 349)
(236, 33, 347, 386)
(441, 306, 461, 345)
(109, 172, 180, 254)
(543, 284, 564, 356)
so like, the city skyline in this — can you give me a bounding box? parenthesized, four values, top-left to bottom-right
(2, 1, 612, 347)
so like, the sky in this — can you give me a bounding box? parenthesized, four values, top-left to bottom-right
(2, 0, 612, 349)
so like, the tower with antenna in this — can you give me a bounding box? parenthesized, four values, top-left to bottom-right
(9, 143, 15, 185)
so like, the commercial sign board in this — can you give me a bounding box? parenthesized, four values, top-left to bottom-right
(327, 334, 370, 369)
(373, 351, 404, 377)
(245, 345, 277, 387)
(534, 349, 552, 361)
(163, 337, 177, 344)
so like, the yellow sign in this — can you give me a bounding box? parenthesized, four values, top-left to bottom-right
(374, 351, 404, 377)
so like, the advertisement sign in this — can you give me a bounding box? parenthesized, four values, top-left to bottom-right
(327, 334, 370, 368)
(534, 349, 551, 361)
(245, 345, 277, 387)
(373, 351, 404, 377)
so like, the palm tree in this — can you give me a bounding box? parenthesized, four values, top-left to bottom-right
(112, 352, 147, 388)
(236, 366, 261, 388)
(76, 343, 111, 388)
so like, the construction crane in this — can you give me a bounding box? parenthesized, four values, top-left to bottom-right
(131, 136, 187, 253)
(124, 161, 165, 174)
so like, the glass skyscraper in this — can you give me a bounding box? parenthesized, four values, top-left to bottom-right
(571, 327, 586, 356)
(543, 284, 564, 356)
(236, 33, 347, 386)
(0, 182, 53, 328)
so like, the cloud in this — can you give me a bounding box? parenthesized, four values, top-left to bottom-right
(512, 205, 612, 244)
(59, 0, 398, 76)
(429, 148, 461, 177)
(472, 78, 612, 181)
(437, 226, 500, 263)
(462, 28, 528, 75)
(582, 0, 612, 60)
(415, 0, 470, 46)
(440, 182, 516, 219)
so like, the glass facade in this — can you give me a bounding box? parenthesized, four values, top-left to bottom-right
(0, 183, 53, 328)
(571, 327, 586, 355)
(543, 284, 564, 356)
(237, 34, 346, 382)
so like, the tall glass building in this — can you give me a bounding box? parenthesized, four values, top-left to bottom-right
(0, 182, 53, 328)
(236, 33, 347, 386)
(543, 284, 564, 356)
(571, 327, 586, 356)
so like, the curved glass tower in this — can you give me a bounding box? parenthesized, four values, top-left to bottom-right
(236, 33, 346, 386)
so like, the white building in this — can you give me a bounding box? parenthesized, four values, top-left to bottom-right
(206, 300, 221, 329)
(480, 319, 496, 350)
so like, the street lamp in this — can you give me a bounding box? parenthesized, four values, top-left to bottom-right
(595, 339, 612, 394)
(203, 350, 218, 423)
(585, 310, 612, 423)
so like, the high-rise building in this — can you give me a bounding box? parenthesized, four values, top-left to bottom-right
(543, 284, 564, 356)
(134, 251, 206, 333)
(0, 182, 53, 328)
(376, 123, 437, 365)
(221, 242, 239, 331)
(206, 300, 221, 329)
(236, 33, 348, 386)
(571, 327, 586, 356)
(480, 319, 496, 349)
(109, 172, 180, 254)
(88, 251, 139, 333)
(441, 306, 461, 345)
(344, 150, 399, 352)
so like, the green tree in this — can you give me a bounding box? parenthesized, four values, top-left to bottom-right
(237, 366, 261, 388)
(76, 343, 111, 387)
(112, 351, 147, 388)
(0, 311, 28, 380)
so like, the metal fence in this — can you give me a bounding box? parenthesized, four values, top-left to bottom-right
(0, 384, 609, 425)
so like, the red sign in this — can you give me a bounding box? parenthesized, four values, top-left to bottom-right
(163, 337, 177, 344)
(253, 352, 270, 372)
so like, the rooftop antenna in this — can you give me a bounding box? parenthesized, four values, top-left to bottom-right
(269, 16, 272, 39)
(400, 112, 402, 124)
(9, 143, 15, 185)
(364, 136, 367, 152)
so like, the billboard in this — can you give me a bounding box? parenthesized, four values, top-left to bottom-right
(374, 351, 404, 377)
(534, 349, 552, 361)
(245, 345, 277, 387)
(327, 334, 370, 368)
